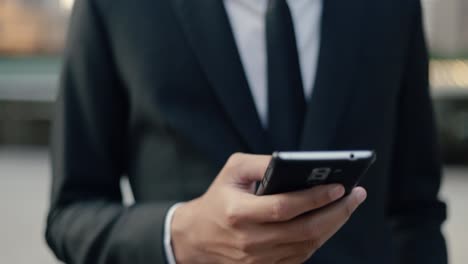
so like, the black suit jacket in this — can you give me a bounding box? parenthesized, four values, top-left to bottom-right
(46, 0, 447, 263)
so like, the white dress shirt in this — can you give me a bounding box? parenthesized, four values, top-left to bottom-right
(164, 0, 323, 262)
(226, 0, 322, 126)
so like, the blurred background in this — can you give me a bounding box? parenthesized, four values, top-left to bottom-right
(0, 0, 467, 263)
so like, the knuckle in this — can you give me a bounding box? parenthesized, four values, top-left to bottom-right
(225, 153, 246, 174)
(227, 153, 244, 166)
(224, 205, 243, 227)
(236, 233, 256, 252)
(305, 239, 323, 251)
(242, 256, 258, 264)
(232, 249, 249, 262)
(250, 257, 267, 264)
(270, 197, 288, 221)
(321, 185, 339, 204)
(308, 194, 322, 209)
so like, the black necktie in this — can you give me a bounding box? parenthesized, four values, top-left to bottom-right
(266, 0, 306, 151)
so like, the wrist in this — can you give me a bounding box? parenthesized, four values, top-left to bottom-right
(164, 203, 185, 264)
(171, 199, 201, 264)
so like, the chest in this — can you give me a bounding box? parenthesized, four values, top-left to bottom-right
(108, 0, 410, 141)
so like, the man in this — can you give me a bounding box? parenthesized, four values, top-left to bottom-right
(46, 0, 447, 263)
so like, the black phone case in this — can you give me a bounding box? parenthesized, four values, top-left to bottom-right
(256, 152, 376, 196)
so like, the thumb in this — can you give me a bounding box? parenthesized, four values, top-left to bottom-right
(221, 153, 271, 191)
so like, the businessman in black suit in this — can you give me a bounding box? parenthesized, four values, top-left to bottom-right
(46, 0, 447, 263)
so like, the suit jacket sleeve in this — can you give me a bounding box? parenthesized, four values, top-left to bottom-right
(45, 0, 173, 263)
(388, 1, 448, 263)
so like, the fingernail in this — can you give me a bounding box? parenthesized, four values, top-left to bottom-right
(355, 189, 367, 204)
(329, 185, 345, 200)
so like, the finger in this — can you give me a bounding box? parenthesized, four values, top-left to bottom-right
(276, 254, 311, 264)
(222, 153, 271, 186)
(310, 187, 367, 244)
(227, 240, 313, 264)
(263, 187, 367, 244)
(272, 241, 315, 263)
(233, 184, 345, 223)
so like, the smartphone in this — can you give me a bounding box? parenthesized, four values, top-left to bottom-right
(256, 151, 376, 196)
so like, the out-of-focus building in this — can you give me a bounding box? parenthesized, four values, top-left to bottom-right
(423, 0, 468, 57)
(423, 0, 468, 165)
(1, 0, 466, 57)
(0, 0, 68, 55)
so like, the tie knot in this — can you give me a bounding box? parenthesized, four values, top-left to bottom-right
(268, 0, 289, 12)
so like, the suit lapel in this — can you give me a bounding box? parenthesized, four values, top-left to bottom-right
(172, 0, 365, 152)
(172, 0, 271, 154)
(300, 0, 365, 150)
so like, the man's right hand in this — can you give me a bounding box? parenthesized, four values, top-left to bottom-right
(171, 153, 367, 264)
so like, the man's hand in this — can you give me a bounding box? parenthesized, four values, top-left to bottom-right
(171, 153, 367, 264)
